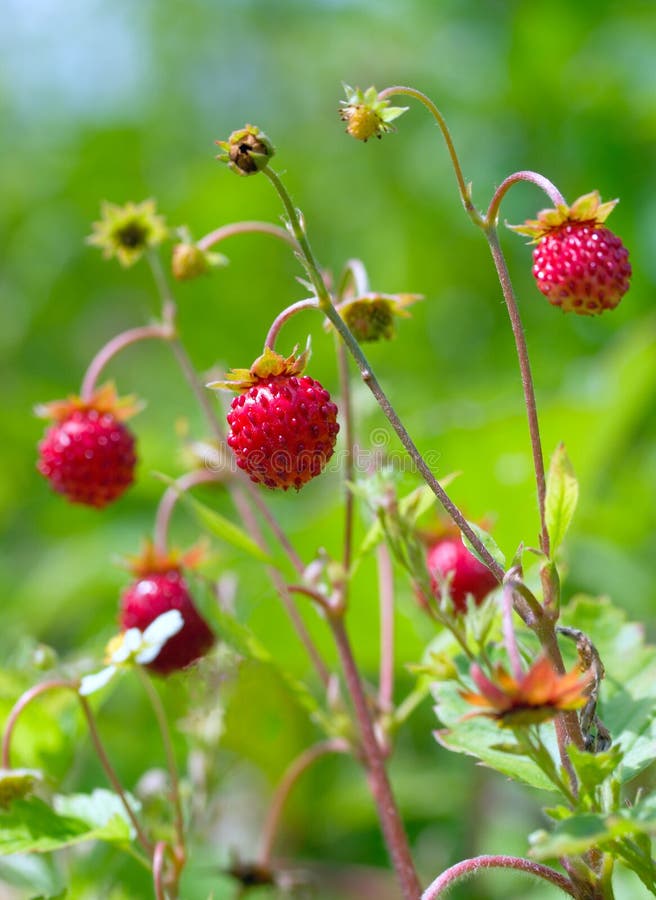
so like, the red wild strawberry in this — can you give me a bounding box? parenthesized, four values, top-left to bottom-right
(209, 346, 339, 491)
(509, 191, 631, 315)
(427, 537, 498, 614)
(36, 383, 138, 508)
(119, 545, 214, 676)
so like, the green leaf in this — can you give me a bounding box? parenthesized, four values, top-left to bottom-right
(156, 475, 274, 565)
(431, 679, 556, 792)
(0, 796, 131, 855)
(567, 743, 622, 803)
(545, 443, 579, 554)
(529, 812, 639, 859)
(462, 521, 506, 569)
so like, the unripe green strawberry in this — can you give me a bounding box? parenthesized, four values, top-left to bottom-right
(510, 191, 631, 315)
(427, 537, 497, 614)
(209, 346, 339, 491)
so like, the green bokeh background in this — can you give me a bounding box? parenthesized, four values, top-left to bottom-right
(1, 1, 655, 897)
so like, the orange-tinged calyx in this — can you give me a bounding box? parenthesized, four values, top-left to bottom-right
(123, 538, 207, 577)
(508, 191, 619, 242)
(35, 382, 142, 423)
(460, 655, 593, 727)
(207, 344, 311, 393)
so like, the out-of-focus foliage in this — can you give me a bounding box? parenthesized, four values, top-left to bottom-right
(1, 1, 655, 897)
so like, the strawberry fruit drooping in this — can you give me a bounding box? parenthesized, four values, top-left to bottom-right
(119, 545, 214, 676)
(36, 383, 138, 508)
(509, 191, 631, 315)
(210, 347, 339, 491)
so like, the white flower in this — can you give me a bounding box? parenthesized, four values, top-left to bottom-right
(79, 610, 184, 696)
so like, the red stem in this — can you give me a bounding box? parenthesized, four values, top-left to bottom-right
(263, 297, 319, 350)
(377, 544, 395, 714)
(421, 855, 577, 899)
(2, 679, 75, 767)
(154, 469, 220, 556)
(80, 324, 174, 401)
(329, 618, 421, 899)
(485, 171, 566, 225)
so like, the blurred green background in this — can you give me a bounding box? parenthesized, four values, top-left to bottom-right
(1, 0, 655, 897)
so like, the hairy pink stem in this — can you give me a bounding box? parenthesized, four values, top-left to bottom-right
(258, 738, 350, 867)
(154, 469, 220, 556)
(329, 618, 421, 899)
(197, 220, 300, 253)
(263, 297, 319, 350)
(80, 324, 174, 401)
(422, 855, 577, 899)
(78, 694, 153, 853)
(377, 544, 395, 714)
(2, 679, 75, 768)
(501, 578, 524, 681)
(485, 171, 567, 226)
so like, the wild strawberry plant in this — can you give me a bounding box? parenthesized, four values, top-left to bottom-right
(2, 84, 654, 900)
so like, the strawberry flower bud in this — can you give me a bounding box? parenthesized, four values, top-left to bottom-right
(215, 124, 275, 176)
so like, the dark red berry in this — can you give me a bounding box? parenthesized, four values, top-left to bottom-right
(226, 375, 339, 490)
(37, 409, 136, 508)
(427, 538, 497, 614)
(120, 568, 214, 675)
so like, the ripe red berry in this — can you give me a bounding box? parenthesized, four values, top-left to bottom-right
(532, 223, 631, 315)
(37, 407, 136, 508)
(226, 373, 339, 491)
(509, 191, 631, 316)
(120, 567, 214, 675)
(427, 538, 497, 614)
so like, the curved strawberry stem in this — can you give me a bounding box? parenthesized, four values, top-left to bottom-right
(485, 171, 567, 226)
(154, 469, 221, 556)
(2, 679, 76, 768)
(263, 297, 319, 350)
(376, 85, 481, 225)
(80, 323, 174, 401)
(421, 855, 578, 899)
(258, 738, 350, 868)
(197, 220, 300, 254)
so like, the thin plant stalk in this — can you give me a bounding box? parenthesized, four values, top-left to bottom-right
(262, 166, 505, 582)
(197, 220, 300, 254)
(138, 670, 186, 861)
(501, 579, 524, 681)
(153, 841, 168, 900)
(483, 226, 551, 560)
(80, 324, 174, 401)
(78, 695, 153, 854)
(258, 738, 349, 868)
(377, 543, 395, 714)
(329, 617, 421, 899)
(421, 855, 577, 899)
(376, 86, 480, 223)
(336, 339, 355, 583)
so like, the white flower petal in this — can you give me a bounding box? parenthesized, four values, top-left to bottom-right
(143, 610, 184, 646)
(79, 666, 118, 696)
